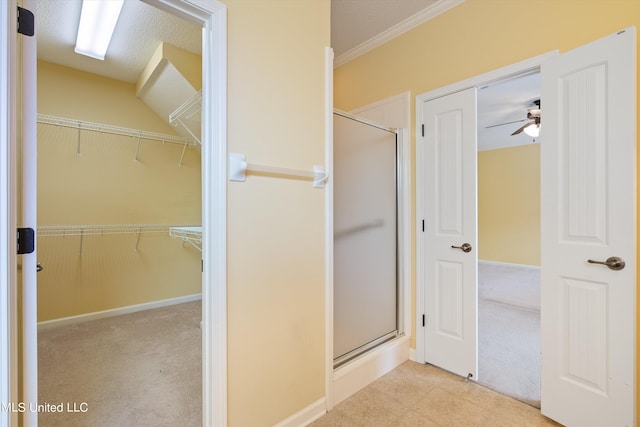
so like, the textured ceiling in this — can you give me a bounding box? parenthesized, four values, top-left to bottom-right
(331, 0, 439, 57)
(35, 0, 538, 151)
(36, 0, 201, 84)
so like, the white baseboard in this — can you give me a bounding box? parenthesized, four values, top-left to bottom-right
(274, 397, 326, 427)
(478, 259, 540, 270)
(37, 293, 202, 331)
(409, 347, 416, 362)
(332, 335, 410, 406)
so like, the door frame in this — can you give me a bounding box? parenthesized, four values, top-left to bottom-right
(415, 50, 557, 363)
(0, 0, 229, 426)
(0, 3, 18, 427)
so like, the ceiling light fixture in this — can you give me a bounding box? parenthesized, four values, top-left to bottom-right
(74, 0, 124, 60)
(523, 121, 540, 138)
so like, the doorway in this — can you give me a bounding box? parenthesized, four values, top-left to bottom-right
(2, 0, 228, 426)
(476, 72, 541, 406)
(35, 2, 203, 425)
(417, 27, 636, 426)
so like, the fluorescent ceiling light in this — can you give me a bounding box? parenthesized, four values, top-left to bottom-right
(74, 0, 124, 60)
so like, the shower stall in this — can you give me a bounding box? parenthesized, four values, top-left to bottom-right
(333, 110, 399, 367)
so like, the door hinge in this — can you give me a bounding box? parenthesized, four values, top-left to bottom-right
(421, 124, 425, 137)
(17, 7, 35, 37)
(17, 228, 35, 254)
(422, 314, 426, 327)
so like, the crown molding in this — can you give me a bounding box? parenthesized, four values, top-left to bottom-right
(334, 0, 464, 68)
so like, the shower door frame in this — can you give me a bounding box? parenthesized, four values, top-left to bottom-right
(332, 109, 401, 368)
(326, 99, 411, 409)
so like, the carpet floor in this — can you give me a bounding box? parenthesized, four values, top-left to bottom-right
(38, 300, 202, 427)
(478, 263, 541, 407)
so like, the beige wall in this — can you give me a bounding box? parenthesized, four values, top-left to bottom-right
(478, 144, 540, 266)
(333, 0, 640, 387)
(223, 0, 330, 425)
(37, 61, 201, 321)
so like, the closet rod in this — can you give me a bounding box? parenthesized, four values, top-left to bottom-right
(37, 224, 199, 237)
(37, 114, 196, 146)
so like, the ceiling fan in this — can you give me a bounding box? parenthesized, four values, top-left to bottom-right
(486, 99, 541, 137)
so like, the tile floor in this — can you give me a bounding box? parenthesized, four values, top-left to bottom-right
(310, 361, 562, 427)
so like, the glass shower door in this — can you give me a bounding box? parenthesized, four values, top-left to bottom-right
(333, 112, 398, 367)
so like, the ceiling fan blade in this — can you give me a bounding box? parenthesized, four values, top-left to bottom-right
(485, 118, 527, 129)
(511, 120, 535, 136)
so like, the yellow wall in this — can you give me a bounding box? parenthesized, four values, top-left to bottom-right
(37, 61, 202, 321)
(223, 0, 330, 425)
(334, 0, 640, 395)
(478, 144, 540, 266)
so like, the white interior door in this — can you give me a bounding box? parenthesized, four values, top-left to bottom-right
(420, 87, 478, 379)
(540, 27, 636, 426)
(20, 2, 38, 426)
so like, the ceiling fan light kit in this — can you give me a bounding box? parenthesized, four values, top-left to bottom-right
(510, 100, 541, 137)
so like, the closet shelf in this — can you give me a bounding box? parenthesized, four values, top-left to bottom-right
(169, 91, 202, 145)
(37, 114, 196, 147)
(169, 226, 202, 252)
(38, 224, 200, 256)
(37, 224, 198, 237)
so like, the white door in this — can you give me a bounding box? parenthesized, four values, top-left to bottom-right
(420, 87, 478, 379)
(19, 2, 39, 427)
(540, 27, 636, 426)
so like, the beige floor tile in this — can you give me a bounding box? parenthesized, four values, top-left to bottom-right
(311, 361, 562, 427)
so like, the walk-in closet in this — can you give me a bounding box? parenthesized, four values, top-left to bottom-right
(34, 2, 203, 425)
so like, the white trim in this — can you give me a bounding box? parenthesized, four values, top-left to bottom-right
(21, 0, 38, 423)
(37, 294, 202, 331)
(409, 347, 416, 362)
(478, 259, 540, 270)
(332, 335, 410, 405)
(417, 51, 558, 103)
(324, 47, 335, 412)
(143, 1, 227, 426)
(398, 127, 411, 338)
(273, 398, 327, 427)
(415, 51, 558, 364)
(351, 91, 411, 130)
(334, 0, 464, 68)
(0, 2, 18, 426)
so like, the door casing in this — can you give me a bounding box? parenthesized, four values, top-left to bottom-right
(0, 1, 229, 426)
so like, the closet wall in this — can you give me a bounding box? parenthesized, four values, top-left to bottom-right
(36, 60, 202, 322)
(478, 144, 540, 266)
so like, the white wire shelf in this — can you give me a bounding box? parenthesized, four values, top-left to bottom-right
(37, 224, 194, 237)
(169, 226, 202, 252)
(37, 114, 195, 146)
(37, 224, 200, 255)
(169, 90, 202, 145)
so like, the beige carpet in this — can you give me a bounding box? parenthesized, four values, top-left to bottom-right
(38, 301, 202, 427)
(478, 263, 540, 408)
